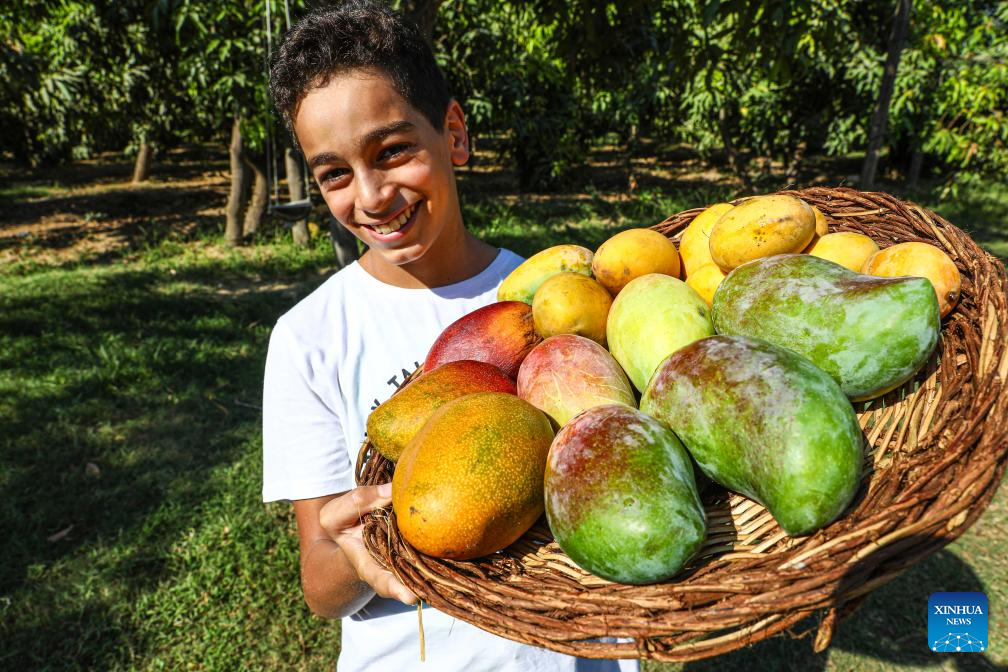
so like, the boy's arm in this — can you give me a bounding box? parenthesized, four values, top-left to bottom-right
(294, 484, 416, 619)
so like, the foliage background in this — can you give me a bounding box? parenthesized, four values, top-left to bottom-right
(3, 1, 1006, 193)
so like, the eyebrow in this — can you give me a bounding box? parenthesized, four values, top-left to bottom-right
(308, 120, 416, 169)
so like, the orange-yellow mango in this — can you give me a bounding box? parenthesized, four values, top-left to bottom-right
(592, 228, 680, 295)
(709, 195, 816, 271)
(862, 242, 961, 317)
(679, 203, 734, 277)
(807, 232, 880, 273)
(393, 392, 554, 560)
(532, 272, 613, 346)
(801, 206, 831, 252)
(685, 263, 727, 307)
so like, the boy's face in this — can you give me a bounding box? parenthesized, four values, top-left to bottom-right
(293, 70, 468, 270)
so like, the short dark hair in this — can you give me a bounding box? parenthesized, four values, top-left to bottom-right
(270, 1, 451, 135)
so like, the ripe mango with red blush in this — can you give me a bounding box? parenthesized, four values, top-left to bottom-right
(517, 334, 635, 428)
(545, 404, 705, 583)
(424, 301, 541, 379)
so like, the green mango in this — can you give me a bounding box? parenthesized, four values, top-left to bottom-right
(641, 335, 862, 536)
(606, 273, 715, 393)
(712, 254, 940, 400)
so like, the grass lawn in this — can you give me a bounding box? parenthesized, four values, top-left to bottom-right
(1, 147, 1006, 670)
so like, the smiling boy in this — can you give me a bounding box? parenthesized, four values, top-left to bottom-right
(262, 2, 636, 671)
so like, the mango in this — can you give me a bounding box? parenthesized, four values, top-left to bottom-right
(545, 405, 705, 584)
(606, 273, 715, 392)
(367, 360, 516, 462)
(807, 232, 880, 272)
(532, 272, 613, 346)
(862, 241, 961, 318)
(641, 336, 863, 536)
(679, 202, 734, 277)
(712, 254, 940, 400)
(497, 244, 594, 304)
(424, 301, 541, 379)
(517, 335, 635, 427)
(801, 206, 831, 252)
(709, 195, 816, 271)
(392, 392, 554, 560)
(592, 228, 680, 296)
(685, 263, 726, 307)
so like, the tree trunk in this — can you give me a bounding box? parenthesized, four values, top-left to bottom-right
(861, 0, 912, 190)
(786, 141, 807, 183)
(717, 107, 754, 193)
(243, 153, 268, 239)
(329, 215, 360, 269)
(286, 147, 310, 246)
(402, 0, 442, 44)
(907, 146, 923, 190)
(624, 123, 638, 195)
(225, 117, 250, 247)
(132, 141, 154, 183)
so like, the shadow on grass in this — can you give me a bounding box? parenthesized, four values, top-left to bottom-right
(0, 183, 224, 230)
(0, 182, 230, 270)
(0, 145, 227, 191)
(0, 261, 326, 668)
(677, 545, 999, 672)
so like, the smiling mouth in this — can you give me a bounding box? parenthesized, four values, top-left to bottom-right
(365, 201, 420, 235)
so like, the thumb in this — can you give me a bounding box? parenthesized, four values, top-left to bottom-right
(320, 482, 393, 535)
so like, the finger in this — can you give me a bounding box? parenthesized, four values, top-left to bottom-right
(319, 483, 392, 534)
(341, 534, 416, 605)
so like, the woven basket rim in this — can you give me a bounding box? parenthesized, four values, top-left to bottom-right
(357, 186, 1008, 662)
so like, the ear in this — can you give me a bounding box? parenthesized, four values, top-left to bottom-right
(444, 99, 469, 167)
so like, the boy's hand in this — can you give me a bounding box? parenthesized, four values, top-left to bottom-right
(318, 483, 417, 606)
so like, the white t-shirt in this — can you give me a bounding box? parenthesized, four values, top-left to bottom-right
(263, 249, 639, 672)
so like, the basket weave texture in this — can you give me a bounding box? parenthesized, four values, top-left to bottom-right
(356, 187, 1008, 661)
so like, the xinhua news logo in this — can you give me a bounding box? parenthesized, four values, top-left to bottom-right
(928, 592, 988, 653)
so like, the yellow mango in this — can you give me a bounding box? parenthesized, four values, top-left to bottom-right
(709, 195, 816, 271)
(498, 245, 594, 304)
(801, 206, 830, 252)
(807, 232, 880, 272)
(592, 228, 680, 296)
(685, 263, 727, 307)
(679, 203, 734, 277)
(532, 272, 612, 346)
(862, 242, 961, 317)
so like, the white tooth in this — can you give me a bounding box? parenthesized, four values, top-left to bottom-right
(372, 204, 417, 235)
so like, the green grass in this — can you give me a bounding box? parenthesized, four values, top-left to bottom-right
(1, 167, 1006, 670)
(0, 234, 345, 670)
(462, 184, 738, 257)
(916, 180, 1008, 261)
(0, 183, 56, 203)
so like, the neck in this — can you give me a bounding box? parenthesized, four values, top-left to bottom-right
(359, 228, 498, 289)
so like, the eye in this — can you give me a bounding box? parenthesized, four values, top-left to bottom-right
(319, 167, 349, 185)
(379, 143, 413, 162)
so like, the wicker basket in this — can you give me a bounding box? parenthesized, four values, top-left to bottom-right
(356, 187, 1008, 661)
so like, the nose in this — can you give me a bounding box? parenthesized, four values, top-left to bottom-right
(354, 168, 394, 217)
